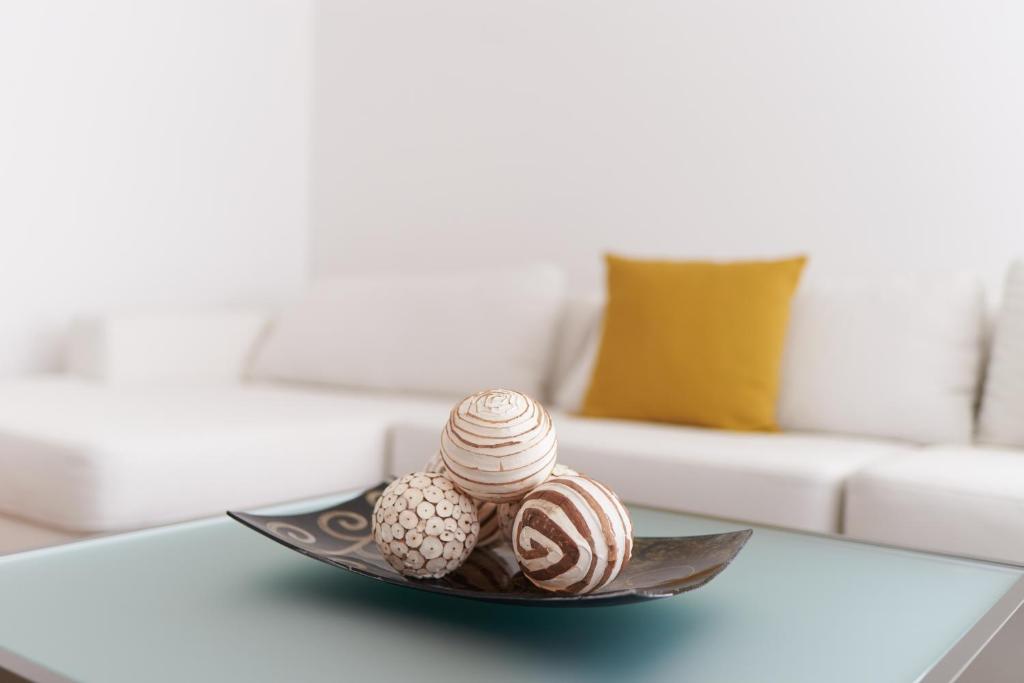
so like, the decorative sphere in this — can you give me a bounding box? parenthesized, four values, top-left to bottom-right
(440, 389, 557, 503)
(512, 474, 633, 594)
(372, 472, 479, 578)
(425, 452, 502, 547)
(496, 463, 579, 543)
(444, 545, 520, 593)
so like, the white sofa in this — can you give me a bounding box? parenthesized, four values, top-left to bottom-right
(1, 264, 1022, 564)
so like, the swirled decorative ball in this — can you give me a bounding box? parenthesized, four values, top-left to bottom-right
(440, 389, 557, 503)
(512, 474, 633, 594)
(496, 463, 580, 543)
(444, 545, 520, 592)
(372, 472, 480, 578)
(425, 452, 502, 547)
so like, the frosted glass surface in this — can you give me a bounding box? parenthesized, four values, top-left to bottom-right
(0, 494, 1019, 683)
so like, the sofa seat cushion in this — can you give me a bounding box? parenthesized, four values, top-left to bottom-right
(390, 414, 911, 533)
(0, 377, 451, 532)
(845, 446, 1024, 563)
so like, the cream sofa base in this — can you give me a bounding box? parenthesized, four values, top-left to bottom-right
(389, 417, 911, 535)
(0, 514, 87, 555)
(845, 446, 1024, 564)
(2, 375, 1023, 563)
(0, 377, 449, 536)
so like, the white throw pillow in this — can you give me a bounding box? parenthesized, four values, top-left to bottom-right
(552, 274, 985, 444)
(776, 274, 984, 444)
(549, 294, 603, 409)
(250, 264, 567, 400)
(979, 260, 1024, 447)
(69, 310, 269, 383)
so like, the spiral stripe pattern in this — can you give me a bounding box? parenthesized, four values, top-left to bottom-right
(512, 474, 633, 594)
(440, 389, 557, 503)
(496, 463, 580, 544)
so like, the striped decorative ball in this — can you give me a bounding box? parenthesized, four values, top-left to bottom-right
(512, 474, 633, 594)
(445, 545, 520, 593)
(372, 472, 480, 578)
(425, 452, 502, 547)
(440, 389, 557, 503)
(496, 463, 580, 544)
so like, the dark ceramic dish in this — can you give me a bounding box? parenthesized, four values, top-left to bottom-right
(229, 483, 752, 607)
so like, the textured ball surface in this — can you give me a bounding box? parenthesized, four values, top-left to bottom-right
(445, 545, 520, 592)
(512, 474, 633, 594)
(372, 472, 479, 578)
(440, 389, 557, 503)
(425, 452, 502, 547)
(496, 464, 580, 543)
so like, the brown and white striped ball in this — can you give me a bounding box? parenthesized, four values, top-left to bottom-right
(425, 452, 502, 547)
(512, 474, 633, 594)
(440, 389, 557, 504)
(372, 472, 480, 579)
(496, 463, 580, 544)
(443, 545, 520, 593)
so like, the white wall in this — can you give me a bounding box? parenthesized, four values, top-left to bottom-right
(0, 0, 311, 374)
(311, 0, 1024, 296)
(3, 0, 1022, 375)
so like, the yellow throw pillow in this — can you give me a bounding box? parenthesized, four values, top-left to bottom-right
(581, 254, 807, 431)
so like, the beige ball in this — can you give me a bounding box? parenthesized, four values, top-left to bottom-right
(425, 452, 502, 547)
(440, 389, 557, 503)
(372, 472, 479, 578)
(512, 474, 633, 594)
(496, 463, 580, 543)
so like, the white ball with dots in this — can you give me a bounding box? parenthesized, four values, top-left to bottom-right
(426, 453, 503, 547)
(372, 472, 480, 578)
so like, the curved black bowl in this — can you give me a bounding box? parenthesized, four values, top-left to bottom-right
(229, 483, 752, 607)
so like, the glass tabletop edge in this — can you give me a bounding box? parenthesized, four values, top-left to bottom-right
(3, 485, 1024, 683)
(919, 573, 1024, 682)
(0, 645, 75, 683)
(631, 500, 1024, 573)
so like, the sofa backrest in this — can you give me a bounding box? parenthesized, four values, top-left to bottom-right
(248, 263, 567, 400)
(977, 259, 1024, 448)
(776, 274, 984, 444)
(550, 273, 987, 445)
(68, 310, 270, 384)
(66, 267, 994, 446)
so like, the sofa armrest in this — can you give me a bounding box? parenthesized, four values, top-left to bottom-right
(68, 310, 270, 383)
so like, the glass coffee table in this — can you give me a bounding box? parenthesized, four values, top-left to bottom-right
(1, 491, 1021, 683)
